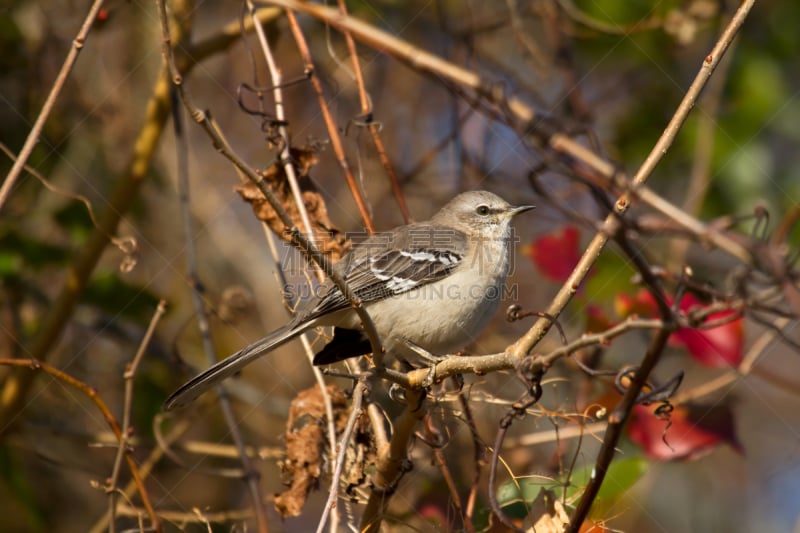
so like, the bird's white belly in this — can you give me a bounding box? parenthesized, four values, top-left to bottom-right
(332, 266, 506, 357)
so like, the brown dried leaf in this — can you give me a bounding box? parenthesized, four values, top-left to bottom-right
(235, 146, 350, 262)
(274, 383, 377, 517)
(274, 384, 349, 518)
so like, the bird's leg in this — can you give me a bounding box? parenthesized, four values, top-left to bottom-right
(399, 338, 445, 388)
(402, 338, 445, 364)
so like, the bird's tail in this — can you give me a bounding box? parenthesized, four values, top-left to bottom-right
(164, 322, 307, 410)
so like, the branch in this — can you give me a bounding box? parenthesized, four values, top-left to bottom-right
(0, 0, 107, 211)
(334, 0, 412, 223)
(107, 300, 167, 532)
(316, 380, 367, 533)
(359, 388, 426, 533)
(171, 72, 270, 532)
(512, 0, 757, 356)
(283, 10, 376, 234)
(566, 327, 673, 532)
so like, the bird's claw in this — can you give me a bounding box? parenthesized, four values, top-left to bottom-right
(402, 338, 445, 364)
(422, 364, 437, 388)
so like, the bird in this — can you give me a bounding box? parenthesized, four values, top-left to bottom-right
(164, 190, 533, 410)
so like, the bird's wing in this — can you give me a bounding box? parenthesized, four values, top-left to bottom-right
(299, 225, 467, 321)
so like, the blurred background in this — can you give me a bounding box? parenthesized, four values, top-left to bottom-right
(1, 0, 799, 531)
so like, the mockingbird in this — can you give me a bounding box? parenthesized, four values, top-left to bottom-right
(164, 190, 533, 409)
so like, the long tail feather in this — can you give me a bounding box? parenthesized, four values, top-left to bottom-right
(164, 323, 306, 410)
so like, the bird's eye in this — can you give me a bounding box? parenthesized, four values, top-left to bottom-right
(476, 204, 490, 216)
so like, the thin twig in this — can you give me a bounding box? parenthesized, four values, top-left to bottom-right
(248, 0, 314, 237)
(107, 300, 167, 533)
(668, 29, 737, 270)
(89, 428, 282, 461)
(250, 22, 340, 490)
(367, 402, 390, 451)
(566, 327, 673, 532)
(673, 317, 792, 404)
(250, 20, 342, 522)
(171, 79, 270, 532)
(262, 227, 340, 533)
(258, 0, 752, 264)
(512, 0, 757, 356)
(282, 9, 376, 234)
(115, 503, 257, 524)
(335, 0, 411, 223)
(0, 0, 107, 211)
(505, 420, 608, 448)
(428, 412, 473, 532)
(458, 390, 483, 527)
(0, 143, 137, 271)
(488, 423, 523, 532)
(316, 380, 367, 533)
(89, 417, 193, 533)
(488, 372, 543, 532)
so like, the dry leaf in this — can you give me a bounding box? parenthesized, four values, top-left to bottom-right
(275, 384, 347, 518)
(236, 146, 350, 262)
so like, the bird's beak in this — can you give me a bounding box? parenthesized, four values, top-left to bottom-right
(509, 204, 535, 217)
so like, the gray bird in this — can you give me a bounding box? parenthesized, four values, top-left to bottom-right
(164, 190, 533, 410)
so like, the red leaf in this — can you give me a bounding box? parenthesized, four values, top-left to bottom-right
(628, 402, 741, 461)
(673, 293, 744, 368)
(529, 226, 581, 283)
(615, 290, 744, 368)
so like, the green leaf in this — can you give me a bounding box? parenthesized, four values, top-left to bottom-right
(566, 456, 649, 506)
(496, 456, 648, 520)
(496, 475, 562, 518)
